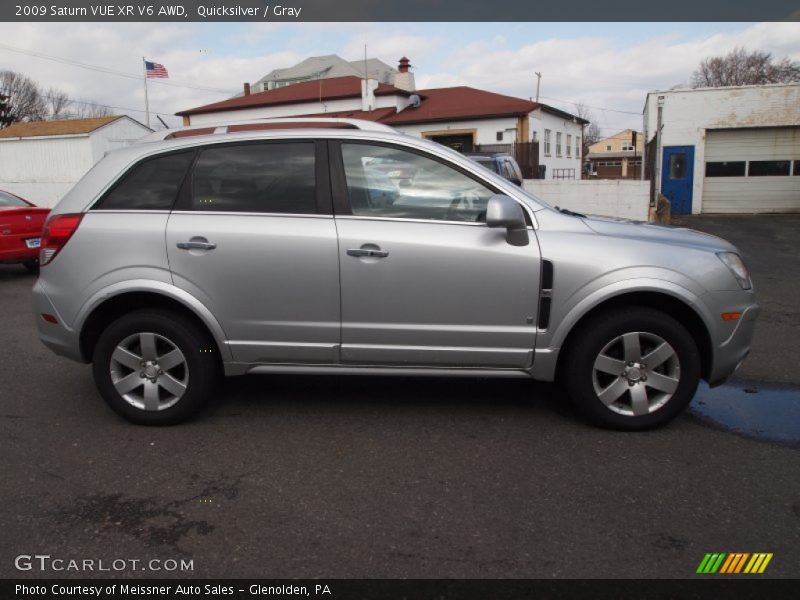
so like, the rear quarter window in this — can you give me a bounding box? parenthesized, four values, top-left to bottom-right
(93, 151, 194, 210)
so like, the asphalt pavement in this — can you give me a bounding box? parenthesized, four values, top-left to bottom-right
(1, 214, 798, 579)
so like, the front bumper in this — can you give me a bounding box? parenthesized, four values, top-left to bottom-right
(708, 302, 760, 386)
(32, 279, 85, 363)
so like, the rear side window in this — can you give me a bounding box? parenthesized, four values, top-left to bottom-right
(94, 151, 194, 210)
(190, 142, 316, 214)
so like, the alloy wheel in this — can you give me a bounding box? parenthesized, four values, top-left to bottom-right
(109, 332, 189, 411)
(591, 331, 681, 417)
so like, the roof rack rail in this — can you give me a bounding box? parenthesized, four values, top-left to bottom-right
(136, 117, 396, 143)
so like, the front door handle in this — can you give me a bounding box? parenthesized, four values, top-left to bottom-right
(177, 240, 216, 250)
(347, 248, 389, 258)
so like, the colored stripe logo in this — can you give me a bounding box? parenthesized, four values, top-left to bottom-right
(697, 552, 773, 574)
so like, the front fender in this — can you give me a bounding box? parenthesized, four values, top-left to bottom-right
(530, 274, 715, 381)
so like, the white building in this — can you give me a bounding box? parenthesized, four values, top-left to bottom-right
(0, 116, 151, 207)
(644, 83, 800, 214)
(177, 58, 587, 180)
(252, 54, 398, 92)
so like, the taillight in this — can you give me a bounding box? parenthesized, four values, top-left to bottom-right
(40, 213, 84, 266)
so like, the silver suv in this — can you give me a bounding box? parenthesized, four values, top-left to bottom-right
(32, 119, 759, 429)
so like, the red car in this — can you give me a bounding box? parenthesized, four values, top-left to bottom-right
(0, 190, 50, 272)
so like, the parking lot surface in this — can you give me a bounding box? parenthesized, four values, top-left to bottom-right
(1, 215, 798, 579)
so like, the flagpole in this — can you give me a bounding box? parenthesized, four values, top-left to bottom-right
(142, 56, 150, 128)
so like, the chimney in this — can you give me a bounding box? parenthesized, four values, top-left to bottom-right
(394, 57, 415, 92)
(243, 82, 251, 96)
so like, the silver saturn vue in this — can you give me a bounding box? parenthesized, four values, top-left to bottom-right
(32, 119, 759, 428)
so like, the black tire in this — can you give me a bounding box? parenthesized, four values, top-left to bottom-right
(92, 310, 220, 425)
(22, 259, 39, 274)
(562, 307, 701, 430)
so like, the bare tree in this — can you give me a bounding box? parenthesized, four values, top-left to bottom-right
(45, 87, 71, 119)
(71, 101, 113, 118)
(691, 46, 800, 88)
(574, 102, 601, 145)
(0, 70, 48, 122)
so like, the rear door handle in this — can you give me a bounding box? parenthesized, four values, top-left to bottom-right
(347, 248, 389, 258)
(177, 241, 216, 250)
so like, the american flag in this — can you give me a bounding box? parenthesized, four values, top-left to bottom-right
(145, 60, 169, 78)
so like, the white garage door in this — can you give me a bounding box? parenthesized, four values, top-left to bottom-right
(702, 127, 800, 213)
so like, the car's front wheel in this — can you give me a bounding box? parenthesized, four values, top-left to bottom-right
(92, 310, 220, 425)
(563, 307, 701, 430)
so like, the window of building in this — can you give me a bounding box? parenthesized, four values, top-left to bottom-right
(566, 134, 572, 157)
(544, 130, 551, 156)
(748, 160, 791, 177)
(340, 143, 495, 223)
(496, 131, 504, 141)
(191, 142, 316, 213)
(621, 143, 634, 151)
(93, 151, 194, 210)
(556, 132, 562, 157)
(532, 131, 538, 143)
(575, 136, 581, 159)
(669, 154, 687, 179)
(705, 161, 746, 177)
(794, 160, 800, 175)
(606, 145, 612, 151)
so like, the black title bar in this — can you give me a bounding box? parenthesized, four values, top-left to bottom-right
(2, 0, 800, 22)
(4, 579, 800, 600)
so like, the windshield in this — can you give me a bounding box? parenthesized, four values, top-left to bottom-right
(0, 191, 30, 208)
(469, 157, 500, 173)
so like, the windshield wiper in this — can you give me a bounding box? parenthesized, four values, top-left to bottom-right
(555, 206, 586, 218)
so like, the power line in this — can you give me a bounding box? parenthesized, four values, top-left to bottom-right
(538, 94, 642, 116)
(0, 42, 236, 96)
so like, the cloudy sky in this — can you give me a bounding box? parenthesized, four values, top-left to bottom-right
(1, 21, 799, 133)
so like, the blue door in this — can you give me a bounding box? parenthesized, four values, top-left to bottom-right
(661, 146, 694, 214)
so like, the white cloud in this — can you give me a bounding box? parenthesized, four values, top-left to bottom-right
(0, 21, 798, 135)
(434, 22, 800, 133)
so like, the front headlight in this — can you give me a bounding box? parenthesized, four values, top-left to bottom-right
(717, 252, 752, 290)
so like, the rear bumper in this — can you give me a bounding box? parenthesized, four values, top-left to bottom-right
(32, 279, 85, 363)
(0, 234, 40, 263)
(708, 302, 760, 387)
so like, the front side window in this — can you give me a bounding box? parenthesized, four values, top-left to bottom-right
(94, 151, 194, 210)
(191, 142, 316, 213)
(566, 134, 572, 157)
(556, 132, 562, 157)
(340, 143, 496, 223)
(544, 130, 551, 156)
(575, 136, 581, 159)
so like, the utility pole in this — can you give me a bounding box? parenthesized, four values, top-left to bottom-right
(534, 72, 541, 103)
(654, 95, 665, 204)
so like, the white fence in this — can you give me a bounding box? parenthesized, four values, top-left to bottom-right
(1, 182, 74, 208)
(523, 179, 650, 221)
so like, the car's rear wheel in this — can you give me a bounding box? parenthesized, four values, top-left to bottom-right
(562, 307, 701, 430)
(92, 310, 220, 425)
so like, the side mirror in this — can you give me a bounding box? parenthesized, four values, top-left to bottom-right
(486, 194, 529, 246)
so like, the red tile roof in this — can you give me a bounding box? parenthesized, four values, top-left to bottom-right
(176, 76, 589, 127)
(176, 76, 409, 116)
(385, 86, 536, 125)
